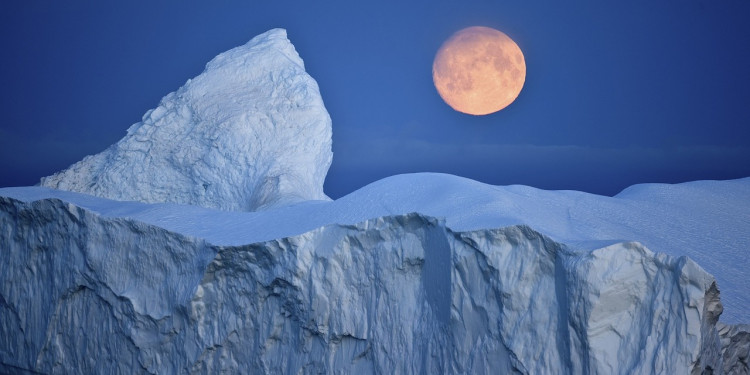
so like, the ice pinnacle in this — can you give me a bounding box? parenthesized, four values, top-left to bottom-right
(41, 28, 333, 211)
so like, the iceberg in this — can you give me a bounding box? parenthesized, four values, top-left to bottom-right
(40, 29, 333, 212)
(1, 28, 748, 374)
(0, 195, 735, 373)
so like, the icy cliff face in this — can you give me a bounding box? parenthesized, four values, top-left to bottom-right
(717, 323, 750, 374)
(40, 28, 333, 211)
(0, 195, 732, 374)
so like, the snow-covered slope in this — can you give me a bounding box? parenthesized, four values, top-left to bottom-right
(40, 28, 332, 211)
(6, 174, 749, 324)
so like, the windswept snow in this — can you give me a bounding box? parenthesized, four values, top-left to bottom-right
(2, 173, 749, 323)
(40, 28, 332, 212)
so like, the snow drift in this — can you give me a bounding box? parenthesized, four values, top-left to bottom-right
(40, 28, 332, 212)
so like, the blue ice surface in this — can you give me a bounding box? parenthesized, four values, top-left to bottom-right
(2, 173, 749, 323)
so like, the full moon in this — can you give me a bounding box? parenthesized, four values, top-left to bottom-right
(432, 26, 526, 115)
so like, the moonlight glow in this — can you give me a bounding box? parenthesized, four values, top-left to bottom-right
(432, 26, 526, 115)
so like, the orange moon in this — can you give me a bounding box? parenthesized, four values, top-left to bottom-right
(432, 26, 526, 115)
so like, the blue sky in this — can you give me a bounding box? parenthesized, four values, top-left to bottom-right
(1, 1, 749, 198)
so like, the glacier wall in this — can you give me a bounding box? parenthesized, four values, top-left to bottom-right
(40, 28, 333, 212)
(1, 195, 737, 374)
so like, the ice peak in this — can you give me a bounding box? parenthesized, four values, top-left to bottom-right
(41, 29, 333, 212)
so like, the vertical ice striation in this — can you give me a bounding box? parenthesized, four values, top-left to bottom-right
(41, 29, 333, 211)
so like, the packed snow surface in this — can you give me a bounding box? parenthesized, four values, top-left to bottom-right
(40, 28, 332, 211)
(3, 174, 749, 324)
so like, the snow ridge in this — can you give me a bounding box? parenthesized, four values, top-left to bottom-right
(40, 28, 333, 211)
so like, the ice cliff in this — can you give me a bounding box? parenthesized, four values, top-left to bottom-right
(40, 28, 333, 211)
(0, 196, 737, 374)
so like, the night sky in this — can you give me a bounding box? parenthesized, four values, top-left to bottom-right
(1, 1, 749, 199)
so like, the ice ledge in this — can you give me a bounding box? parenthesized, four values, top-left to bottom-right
(0, 195, 737, 373)
(4, 173, 750, 324)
